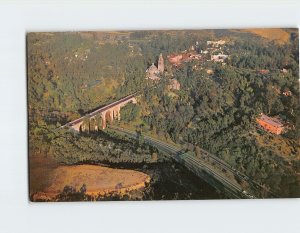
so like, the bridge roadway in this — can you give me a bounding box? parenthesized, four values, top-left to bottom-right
(61, 93, 137, 128)
(108, 126, 257, 199)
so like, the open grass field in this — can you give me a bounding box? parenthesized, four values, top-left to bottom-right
(240, 28, 291, 44)
(30, 157, 150, 200)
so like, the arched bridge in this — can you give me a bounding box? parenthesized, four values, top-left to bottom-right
(61, 93, 137, 132)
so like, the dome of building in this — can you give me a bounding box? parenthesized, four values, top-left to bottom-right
(147, 63, 159, 76)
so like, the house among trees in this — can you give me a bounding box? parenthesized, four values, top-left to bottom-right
(283, 89, 292, 96)
(211, 54, 229, 62)
(167, 54, 183, 66)
(256, 113, 285, 135)
(167, 51, 201, 67)
(207, 40, 226, 47)
(259, 69, 270, 74)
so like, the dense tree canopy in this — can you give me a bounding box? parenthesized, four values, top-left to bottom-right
(28, 30, 299, 197)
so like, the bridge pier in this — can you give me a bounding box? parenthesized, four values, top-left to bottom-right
(101, 112, 106, 129)
(71, 121, 84, 132)
(114, 106, 121, 121)
(109, 110, 114, 123)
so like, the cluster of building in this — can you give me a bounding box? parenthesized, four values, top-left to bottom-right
(145, 39, 230, 90)
(167, 48, 202, 67)
(211, 54, 229, 62)
(256, 113, 285, 135)
(207, 40, 229, 63)
(145, 53, 164, 81)
(271, 86, 293, 97)
(207, 40, 226, 47)
(164, 39, 229, 68)
(145, 53, 180, 90)
(197, 40, 229, 63)
(144, 39, 230, 90)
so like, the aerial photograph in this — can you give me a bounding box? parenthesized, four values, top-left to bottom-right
(27, 28, 299, 201)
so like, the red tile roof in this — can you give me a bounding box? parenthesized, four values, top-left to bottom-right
(258, 114, 283, 128)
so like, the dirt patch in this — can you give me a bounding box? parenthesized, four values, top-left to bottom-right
(30, 160, 150, 201)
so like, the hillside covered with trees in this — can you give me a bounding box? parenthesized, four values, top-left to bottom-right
(28, 29, 299, 198)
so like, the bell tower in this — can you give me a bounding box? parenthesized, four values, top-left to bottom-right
(158, 53, 164, 73)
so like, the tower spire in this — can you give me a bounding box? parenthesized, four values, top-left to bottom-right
(158, 53, 164, 73)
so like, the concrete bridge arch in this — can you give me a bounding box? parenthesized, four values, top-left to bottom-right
(67, 95, 137, 132)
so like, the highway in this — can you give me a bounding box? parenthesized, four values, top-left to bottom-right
(108, 125, 257, 199)
(110, 126, 279, 198)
